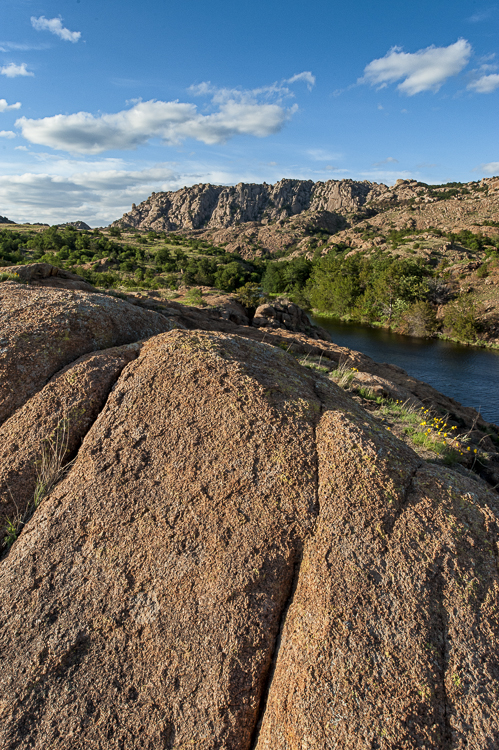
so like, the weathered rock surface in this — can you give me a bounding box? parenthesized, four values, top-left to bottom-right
(0, 282, 174, 427)
(0, 263, 96, 292)
(0, 327, 498, 748)
(57, 221, 91, 230)
(252, 298, 329, 339)
(0, 343, 140, 543)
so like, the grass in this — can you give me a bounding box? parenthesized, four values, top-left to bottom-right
(330, 361, 358, 389)
(0, 272, 25, 283)
(2, 418, 72, 549)
(357, 385, 385, 403)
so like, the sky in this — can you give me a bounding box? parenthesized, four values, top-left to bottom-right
(0, 0, 498, 226)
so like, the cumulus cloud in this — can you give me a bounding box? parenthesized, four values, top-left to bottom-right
(16, 96, 296, 154)
(0, 63, 33, 78)
(467, 73, 499, 92)
(0, 130, 16, 138)
(31, 16, 81, 43)
(361, 39, 472, 95)
(0, 162, 182, 224)
(0, 99, 21, 112)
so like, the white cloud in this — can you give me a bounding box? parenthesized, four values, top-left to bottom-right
(0, 63, 33, 78)
(0, 130, 16, 139)
(467, 73, 499, 92)
(307, 148, 342, 162)
(360, 169, 414, 183)
(0, 42, 49, 52)
(0, 162, 183, 224)
(478, 162, 499, 174)
(285, 71, 316, 90)
(190, 72, 315, 103)
(16, 96, 296, 154)
(468, 9, 495, 22)
(31, 16, 81, 43)
(361, 39, 472, 95)
(0, 99, 21, 112)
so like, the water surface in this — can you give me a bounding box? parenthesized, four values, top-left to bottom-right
(312, 316, 499, 426)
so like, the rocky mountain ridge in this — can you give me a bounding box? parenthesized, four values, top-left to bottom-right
(114, 176, 498, 228)
(113, 178, 403, 233)
(113, 176, 499, 261)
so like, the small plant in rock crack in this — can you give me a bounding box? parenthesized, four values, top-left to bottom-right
(2, 418, 73, 550)
(33, 418, 72, 508)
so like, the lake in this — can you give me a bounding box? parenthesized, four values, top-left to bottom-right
(312, 316, 499, 426)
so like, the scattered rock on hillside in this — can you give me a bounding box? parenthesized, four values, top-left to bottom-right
(58, 221, 92, 230)
(0, 282, 174, 427)
(0, 330, 497, 748)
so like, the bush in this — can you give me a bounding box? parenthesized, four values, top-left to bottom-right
(443, 296, 481, 342)
(398, 301, 438, 337)
(476, 263, 489, 279)
(185, 287, 205, 306)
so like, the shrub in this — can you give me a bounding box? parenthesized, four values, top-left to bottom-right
(398, 301, 438, 337)
(185, 287, 206, 306)
(443, 296, 481, 342)
(476, 263, 489, 279)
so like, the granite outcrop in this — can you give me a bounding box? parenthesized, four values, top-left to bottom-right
(0, 275, 498, 749)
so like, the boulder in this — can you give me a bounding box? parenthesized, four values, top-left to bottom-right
(0, 329, 497, 748)
(252, 299, 330, 340)
(0, 282, 174, 427)
(0, 263, 96, 292)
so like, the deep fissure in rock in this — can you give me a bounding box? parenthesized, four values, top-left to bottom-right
(249, 380, 325, 749)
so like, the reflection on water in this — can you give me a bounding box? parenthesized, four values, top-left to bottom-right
(312, 316, 499, 426)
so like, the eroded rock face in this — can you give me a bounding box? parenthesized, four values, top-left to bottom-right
(0, 343, 141, 544)
(0, 329, 498, 749)
(252, 299, 329, 340)
(0, 282, 174, 427)
(114, 178, 384, 231)
(255, 408, 499, 748)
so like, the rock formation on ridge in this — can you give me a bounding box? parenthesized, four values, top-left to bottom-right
(0, 276, 498, 749)
(113, 178, 391, 232)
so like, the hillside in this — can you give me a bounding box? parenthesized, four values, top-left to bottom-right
(112, 176, 499, 257)
(2, 176, 499, 347)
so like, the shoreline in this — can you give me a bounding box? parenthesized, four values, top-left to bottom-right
(311, 310, 499, 352)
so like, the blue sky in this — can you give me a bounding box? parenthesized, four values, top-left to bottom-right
(0, 0, 498, 225)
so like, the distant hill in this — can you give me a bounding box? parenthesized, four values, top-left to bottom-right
(0, 215, 15, 225)
(112, 176, 499, 259)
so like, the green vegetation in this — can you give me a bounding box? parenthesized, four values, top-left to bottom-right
(1, 217, 497, 347)
(0, 225, 264, 293)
